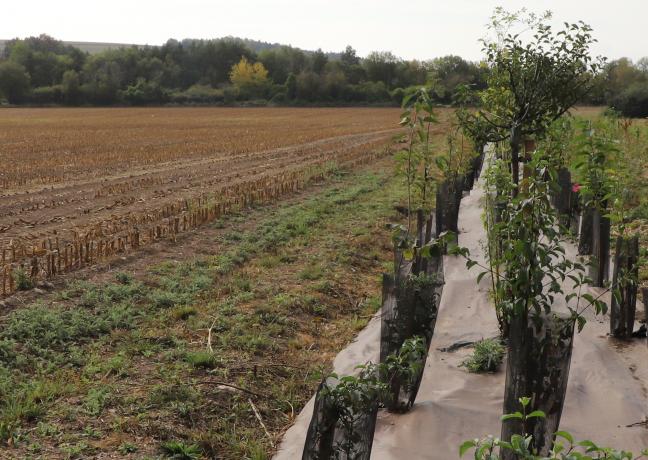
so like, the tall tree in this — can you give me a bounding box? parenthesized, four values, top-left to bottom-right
(0, 61, 31, 103)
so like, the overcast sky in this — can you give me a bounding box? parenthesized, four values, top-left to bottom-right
(3, 0, 646, 61)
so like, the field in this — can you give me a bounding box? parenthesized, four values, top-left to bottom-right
(0, 107, 447, 295)
(0, 106, 457, 459)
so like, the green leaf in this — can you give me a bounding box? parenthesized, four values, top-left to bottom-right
(555, 430, 574, 444)
(526, 410, 546, 419)
(577, 315, 586, 332)
(501, 412, 523, 421)
(459, 440, 477, 457)
(577, 439, 599, 452)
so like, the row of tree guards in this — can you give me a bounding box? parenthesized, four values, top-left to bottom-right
(301, 147, 486, 459)
(552, 166, 643, 339)
(302, 143, 645, 459)
(500, 155, 644, 459)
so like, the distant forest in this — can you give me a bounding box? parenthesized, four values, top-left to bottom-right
(0, 34, 647, 116)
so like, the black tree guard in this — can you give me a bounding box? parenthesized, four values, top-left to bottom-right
(302, 377, 379, 460)
(578, 206, 594, 256)
(610, 236, 640, 338)
(589, 209, 611, 287)
(501, 312, 575, 459)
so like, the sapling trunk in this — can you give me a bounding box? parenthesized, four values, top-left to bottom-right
(610, 236, 640, 338)
(510, 126, 521, 198)
(501, 312, 575, 459)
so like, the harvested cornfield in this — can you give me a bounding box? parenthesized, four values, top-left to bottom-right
(0, 107, 452, 293)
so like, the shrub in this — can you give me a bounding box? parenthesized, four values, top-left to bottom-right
(460, 338, 505, 373)
(30, 85, 63, 104)
(13, 269, 33, 291)
(169, 84, 224, 105)
(611, 83, 648, 118)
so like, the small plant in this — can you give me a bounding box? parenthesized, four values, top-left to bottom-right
(184, 351, 218, 369)
(172, 306, 197, 321)
(460, 397, 648, 459)
(160, 440, 201, 460)
(396, 87, 438, 230)
(319, 364, 388, 455)
(299, 264, 324, 281)
(460, 338, 505, 373)
(151, 290, 181, 309)
(380, 336, 428, 410)
(115, 272, 133, 285)
(83, 387, 111, 416)
(117, 442, 138, 454)
(14, 268, 33, 291)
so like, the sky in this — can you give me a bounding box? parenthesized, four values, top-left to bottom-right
(3, 0, 646, 62)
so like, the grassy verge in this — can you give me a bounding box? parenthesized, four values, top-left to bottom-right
(0, 161, 406, 459)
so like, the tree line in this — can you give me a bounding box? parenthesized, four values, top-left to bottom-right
(0, 34, 483, 106)
(0, 34, 646, 117)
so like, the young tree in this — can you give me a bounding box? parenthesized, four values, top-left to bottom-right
(61, 69, 81, 105)
(229, 57, 269, 98)
(0, 61, 31, 103)
(478, 8, 604, 195)
(311, 48, 328, 74)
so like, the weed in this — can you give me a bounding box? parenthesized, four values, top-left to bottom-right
(160, 440, 201, 459)
(185, 351, 218, 369)
(83, 387, 111, 415)
(151, 290, 182, 309)
(299, 264, 324, 281)
(313, 279, 334, 294)
(259, 255, 280, 268)
(149, 384, 196, 406)
(60, 441, 90, 459)
(36, 421, 61, 437)
(2, 303, 136, 364)
(118, 442, 138, 454)
(230, 275, 252, 292)
(461, 338, 505, 373)
(172, 306, 198, 321)
(115, 272, 133, 285)
(83, 425, 102, 438)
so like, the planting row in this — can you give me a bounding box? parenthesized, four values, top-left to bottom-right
(0, 139, 392, 296)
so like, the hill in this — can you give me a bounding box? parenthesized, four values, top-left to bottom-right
(0, 37, 339, 57)
(0, 39, 142, 54)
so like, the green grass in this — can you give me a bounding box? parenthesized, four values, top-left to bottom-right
(0, 161, 407, 458)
